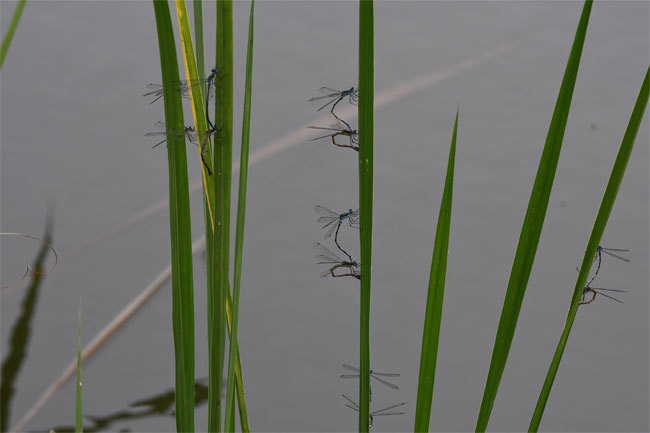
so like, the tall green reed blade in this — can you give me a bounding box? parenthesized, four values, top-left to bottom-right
(358, 1, 373, 431)
(152, 2, 196, 431)
(225, 285, 250, 432)
(224, 1, 254, 431)
(193, 0, 205, 83)
(475, 2, 592, 431)
(174, 0, 215, 233)
(414, 108, 458, 433)
(529, 67, 649, 432)
(0, 0, 26, 69)
(75, 306, 83, 433)
(207, 1, 234, 431)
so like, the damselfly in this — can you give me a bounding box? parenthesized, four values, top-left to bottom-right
(314, 242, 360, 280)
(308, 116, 359, 151)
(340, 363, 399, 400)
(144, 70, 218, 105)
(342, 394, 405, 429)
(314, 206, 359, 240)
(580, 283, 627, 305)
(309, 86, 358, 114)
(204, 68, 220, 128)
(145, 121, 197, 148)
(588, 246, 630, 285)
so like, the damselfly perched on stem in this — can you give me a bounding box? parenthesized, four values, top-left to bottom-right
(340, 363, 399, 400)
(145, 121, 197, 149)
(342, 394, 405, 429)
(143, 69, 219, 105)
(314, 206, 359, 240)
(587, 246, 630, 286)
(580, 283, 627, 305)
(314, 242, 360, 280)
(309, 86, 358, 115)
(308, 116, 359, 151)
(203, 68, 220, 128)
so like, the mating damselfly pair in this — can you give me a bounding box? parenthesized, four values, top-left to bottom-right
(143, 68, 221, 174)
(313, 205, 360, 280)
(308, 87, 359, 152)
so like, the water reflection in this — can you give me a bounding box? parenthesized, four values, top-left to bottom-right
(1, 212, 55, 432)
(48, 379, 214, 432)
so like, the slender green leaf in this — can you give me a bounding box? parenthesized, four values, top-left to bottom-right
(193, 0, 205, 83)
(152, 2, 196, 431)
(529, 67, 648, 432)
(0, 0, 26, 69)
(475, 2, 592, 431)
(358, 1, 373, 431)
(207, 1, 234, 431)
(224, 2, 254, 431)
(414, 108, 458, 433)
(75, 306, 83, 433)
(174, 0, 215, 232)
(224, 285, 250, 432)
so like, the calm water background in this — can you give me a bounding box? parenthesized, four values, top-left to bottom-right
(1, 1, 648, 432)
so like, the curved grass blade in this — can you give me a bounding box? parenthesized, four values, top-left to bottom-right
(414, 108, 458, 433)
(0, 0, 26, 69)
(152, 2, 196, 431)
(193, 0, 205, 85)
(174, 0, 215, 233)
(224, 2, 255, 432)
(358, 1, 374, 431)
(475, 2, 592, 431)
(75, 305, 83, 433)
(529, 67, 648, 432)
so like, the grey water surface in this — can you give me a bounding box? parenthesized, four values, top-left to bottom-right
(1, 1, 648, 432)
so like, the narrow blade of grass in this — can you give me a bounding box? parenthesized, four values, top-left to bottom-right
(193, 0, 205, 83)
(224, 2, 255, 432)
(529, 66, 648, 432)
(75, 306, 83, 433)
(174, 0, 215, 233)
(0, 0, 26, 69)
(414, 108, 458, 433)
(207, 1, 234, 431)
(224, 284, 250, 432)
(475, 2, 592, 431)
(152, 2, 196, 431)
(358, 1, 374, 431)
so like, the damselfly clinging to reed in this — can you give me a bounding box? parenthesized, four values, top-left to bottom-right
(340, 363, 399, 400)
(144, 70, 218, 105)
(342, 394, 405, 429)
(308, 116, 359, 151)
(314, 205, 359, 239)
(145, 121, 197, 149)
(586, 246, 630, 286)
(203, 68, 220, 128)
(314, 242, 360, 280)
(580, 283, 627, 306)
(309, 86, 358, 115)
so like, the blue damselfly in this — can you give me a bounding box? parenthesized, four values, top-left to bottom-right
(341, 394, 405, 429)
(340, 363, 399, 401)
(309, 86, 358, 115)
(144, 70, 218, 105)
